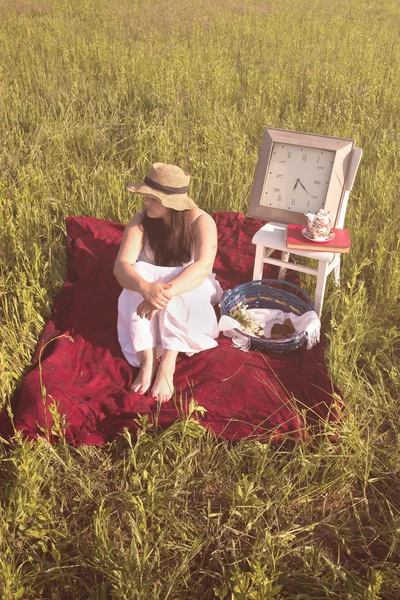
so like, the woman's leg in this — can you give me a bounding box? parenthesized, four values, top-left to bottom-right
(130, 346, 158, 393)
(150, 280, 222, 402)
(118, 288, 160, 369)
(151, 349, 179, 403)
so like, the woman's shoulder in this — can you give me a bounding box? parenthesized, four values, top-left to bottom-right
(126, 211, 145, 229)
(190, 209, 215, 228)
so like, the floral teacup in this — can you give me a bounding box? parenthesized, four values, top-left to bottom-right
(305, 209, 334, 239)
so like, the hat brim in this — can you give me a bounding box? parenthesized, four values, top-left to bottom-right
(127, 182, 197, 211)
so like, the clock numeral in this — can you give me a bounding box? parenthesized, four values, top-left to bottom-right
(317, 156, 320, 164)
(302, 154, 307, 161)
(291, 199, 295, 206)
(317, 166, 324, 170)
(273, 188, 280, 193)
(276, 174, 283, 179)
(287, 151, 292, 158)
(279, 160, 286, 164)
(311, 195, 318, 199)
(314, 180, 321, 185)
(306, 200, 310, 207)
(278, 194, 282, 202)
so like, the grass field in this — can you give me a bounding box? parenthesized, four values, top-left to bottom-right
(1, 0, 400, 597)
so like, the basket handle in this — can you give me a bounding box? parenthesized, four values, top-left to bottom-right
(255, 279, 314, 310)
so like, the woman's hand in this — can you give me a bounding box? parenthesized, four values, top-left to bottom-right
(137, 300, 159, 320)
(140, 282, 172, 309)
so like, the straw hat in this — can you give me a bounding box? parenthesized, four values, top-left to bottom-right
(127, 163, 197, 211)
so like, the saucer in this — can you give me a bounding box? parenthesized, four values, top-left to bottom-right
(301, 228, 335, 243)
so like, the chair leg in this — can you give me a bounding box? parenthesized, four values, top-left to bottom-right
(333, 256, 341, 286)
(314, 261, 329, 317)
(278, 251, 290, 280)
(253, 245, 265, 280)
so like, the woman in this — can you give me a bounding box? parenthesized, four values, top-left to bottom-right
(114, 163, 223, 403)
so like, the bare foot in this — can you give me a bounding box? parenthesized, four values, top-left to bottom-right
(130, 348, 157, 394)
(151, 350, 178, 403)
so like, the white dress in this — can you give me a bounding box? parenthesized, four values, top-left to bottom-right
(117, 232, 223, 367)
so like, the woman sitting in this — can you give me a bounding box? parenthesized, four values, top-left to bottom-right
(114, 163, 223, 403)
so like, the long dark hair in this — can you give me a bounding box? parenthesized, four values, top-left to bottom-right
(142, 209, 193, 266)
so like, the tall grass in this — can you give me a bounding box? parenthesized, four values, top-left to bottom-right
(1, 0, 400, 597)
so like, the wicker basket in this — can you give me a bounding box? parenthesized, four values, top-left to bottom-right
(220, 279, 314, 353)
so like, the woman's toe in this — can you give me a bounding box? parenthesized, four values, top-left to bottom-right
(131, 381, 148, 393)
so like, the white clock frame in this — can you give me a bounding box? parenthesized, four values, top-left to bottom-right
(247, 128, 355, 226)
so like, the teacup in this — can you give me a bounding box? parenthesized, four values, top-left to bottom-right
(305, 210, 334, 239)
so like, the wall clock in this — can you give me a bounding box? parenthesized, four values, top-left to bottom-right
(247, 128, 355, 226)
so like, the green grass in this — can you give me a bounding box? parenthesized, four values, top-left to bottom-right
(1, 0, 400, 597)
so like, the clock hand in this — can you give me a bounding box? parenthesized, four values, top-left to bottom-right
(298, 180, 309, 194)
(293, 178, 300, 191)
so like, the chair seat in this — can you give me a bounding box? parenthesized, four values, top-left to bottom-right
(252, 222, 336, 263)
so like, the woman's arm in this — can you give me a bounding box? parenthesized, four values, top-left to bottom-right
(167, 213, 218, 297)
(113, 214, 172, 309)
(113, 213, 144, 292)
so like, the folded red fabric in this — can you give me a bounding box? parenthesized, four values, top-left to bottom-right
(0, 213, 341, 445)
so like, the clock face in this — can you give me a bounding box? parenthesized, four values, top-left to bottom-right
(260, 143, 335, 214)
(247, 128, 355, 226)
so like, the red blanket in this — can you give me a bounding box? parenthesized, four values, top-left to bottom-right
(1, 213, 340, 445)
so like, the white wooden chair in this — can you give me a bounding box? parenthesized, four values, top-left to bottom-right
(251, 148, 362, 317)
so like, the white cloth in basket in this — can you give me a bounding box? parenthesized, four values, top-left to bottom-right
(219, 308, 320, 351)
(118, 261, 223, 367)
